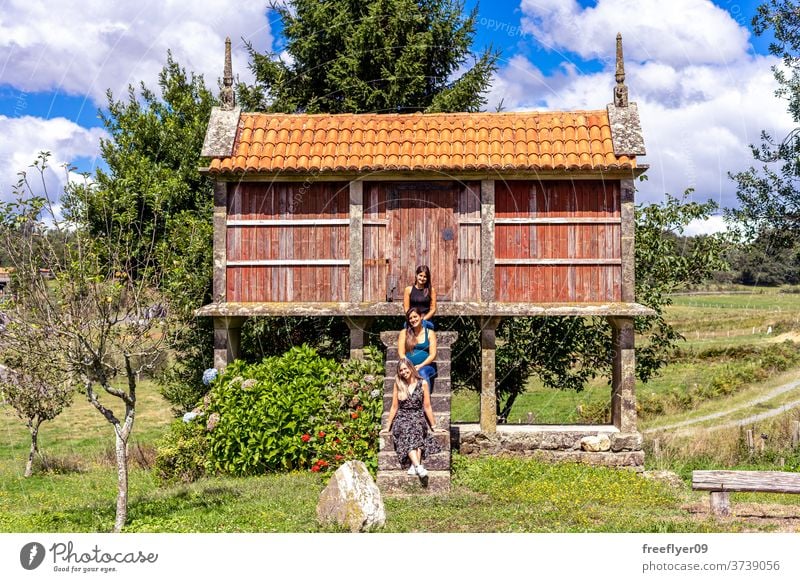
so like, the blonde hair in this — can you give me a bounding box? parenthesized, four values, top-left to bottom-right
(395, 357, 422, 401)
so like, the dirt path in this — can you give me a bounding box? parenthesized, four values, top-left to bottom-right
(644, 378, 800, 434)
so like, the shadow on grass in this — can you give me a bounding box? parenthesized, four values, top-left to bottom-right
(31, 485, 241, 532)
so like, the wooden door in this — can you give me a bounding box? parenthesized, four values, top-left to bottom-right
(386, 183, 458, 302)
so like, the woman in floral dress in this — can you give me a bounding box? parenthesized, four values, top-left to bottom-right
(386, 357, 440, 477)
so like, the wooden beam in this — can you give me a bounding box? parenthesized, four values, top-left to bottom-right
(227, 219, 349, 226)
(692, 470, 800, 494)
(480, 180, 495, 303)
(349, 180, 364, 302)
(227, 259, 350, 266)
(495, 258, 622, 266)
(495, 217, 622, 225)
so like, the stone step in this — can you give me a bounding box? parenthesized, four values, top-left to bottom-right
(379, 429, 450, 452)
(377, 470, 451, 495)
(382, 411, 449, 430)
(385, 360, 451, 379)
(386, 347, 451, 362)
(383, 378, 451, 395)
(383, 393, 451, 413)
(378, 450, 450, 471)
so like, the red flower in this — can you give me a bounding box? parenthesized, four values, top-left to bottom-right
(318, 431, 326, 438)
(334, 454, 343, 461)
(318, 460, 329, 467)
(334, 438, 341, 444)
(356, 405, 364, 411)
(310, 465, 321, 472)
(301, 434, 311, 442)
(350, 412, 359, 419)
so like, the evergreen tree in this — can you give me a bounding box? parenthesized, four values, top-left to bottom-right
(730, 0, 800, 244)
(239, 0, 498, 113)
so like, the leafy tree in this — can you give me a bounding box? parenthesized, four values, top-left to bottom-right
(729, 0, 800, 243)
(0, 364, 73, 477)
(239, 0, 498, 113)
(730, 232, 800, 285)
(450, 192, 730, 419)
(0, 153, 190, 531)
(85, 55, 217, 411)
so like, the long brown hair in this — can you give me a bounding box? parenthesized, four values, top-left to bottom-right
(415, 265, 431, 297)
(395, 357, 422, 401)
(404, 307, 424, 354)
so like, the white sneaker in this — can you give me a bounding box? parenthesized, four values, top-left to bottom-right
(415, 464, 428, 478)
(407, 465, 417, 475)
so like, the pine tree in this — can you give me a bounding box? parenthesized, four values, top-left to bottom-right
(239, 0, 498, 113)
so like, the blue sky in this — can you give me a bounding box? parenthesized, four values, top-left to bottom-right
(0, 0, 793, 233)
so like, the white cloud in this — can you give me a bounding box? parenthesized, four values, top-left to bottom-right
(684, 215, 728, 236)
(487, 0, 796, 211)
(520, 0, 750, 66)
(0, 115, 106, 203)
(0, 0, 273, 105)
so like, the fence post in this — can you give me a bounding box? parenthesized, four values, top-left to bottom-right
(792, 421, 800, 449)
(746, 429, 754, 457)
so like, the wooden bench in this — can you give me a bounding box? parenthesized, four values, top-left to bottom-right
(692, 470, 800, 516)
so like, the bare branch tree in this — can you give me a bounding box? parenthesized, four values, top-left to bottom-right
(0, 152, 187, 531)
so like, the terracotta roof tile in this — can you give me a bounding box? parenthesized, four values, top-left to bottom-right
(207, 111, 638, 174)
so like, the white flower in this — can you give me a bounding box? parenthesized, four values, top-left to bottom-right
(370, 389, 380, 398)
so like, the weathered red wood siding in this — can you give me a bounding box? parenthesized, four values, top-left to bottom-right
(495, 180, 621, 302)
(226, 182, 349, 301)
(363, 182, 481, 304)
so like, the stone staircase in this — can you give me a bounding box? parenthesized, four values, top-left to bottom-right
(377, 331, 457, 494)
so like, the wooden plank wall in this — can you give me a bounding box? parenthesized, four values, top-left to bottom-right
(363, 182, 481, 304)
(226, 182, 349, 301)
(452, 182, 481, 301)
(363, 183, 389, 302)
(495, 180, 621, 302)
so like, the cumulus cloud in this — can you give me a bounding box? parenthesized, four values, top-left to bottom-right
(0, 115, 106, 204)
(0, 0, 273, 105)
(487, 0, 796, 233)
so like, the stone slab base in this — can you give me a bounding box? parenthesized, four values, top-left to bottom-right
(378, 450, 450, 471)
(451, 424, 643, 468)
(377, 470, 451, 495)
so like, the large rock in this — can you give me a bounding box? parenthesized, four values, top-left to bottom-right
(580, 434, 611, 452)
(317, 460, 386, 532)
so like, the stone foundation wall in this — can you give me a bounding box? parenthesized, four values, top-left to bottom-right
(451, 426, 644, 469)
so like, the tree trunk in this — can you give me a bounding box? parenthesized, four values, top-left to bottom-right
(25, 419, 40, 478)
(113, 429, 128, 533)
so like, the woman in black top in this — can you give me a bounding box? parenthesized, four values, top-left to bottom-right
(403, 265, 436, 326)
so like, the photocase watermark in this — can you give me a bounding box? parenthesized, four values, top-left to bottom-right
(20, 542, 46, 570)
(19, 540, 158, 574)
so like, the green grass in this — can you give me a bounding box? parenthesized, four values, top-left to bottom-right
(3, 287, 800, 532)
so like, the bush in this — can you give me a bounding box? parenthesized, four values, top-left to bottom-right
(154, 420, 211, 484)
(154, 345, 385, 481)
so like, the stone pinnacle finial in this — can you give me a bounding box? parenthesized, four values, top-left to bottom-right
(221, 36, 235, 110)
(614, 33, 629, 108)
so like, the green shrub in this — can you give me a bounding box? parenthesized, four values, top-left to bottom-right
(154, 420, 211, 484)
(194, 345, 385, 477)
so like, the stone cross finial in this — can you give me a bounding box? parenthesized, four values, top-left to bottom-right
(614, 33, 629, 108)
(221, 36, 235, 110)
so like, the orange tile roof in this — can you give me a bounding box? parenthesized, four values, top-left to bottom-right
(207, 111, 637, 174)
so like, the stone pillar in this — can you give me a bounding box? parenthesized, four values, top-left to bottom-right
(479, 316, 502, 434)
(620, 179, 635, 302)
(349, 180, 364, 303)
(213, 316, 245, 370)
(345, 317, 372, 360)
(213, 181, 228, 304)
(610, 316, 636, 432)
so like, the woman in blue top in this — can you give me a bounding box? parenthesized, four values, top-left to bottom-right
(398, 307, 437, 393)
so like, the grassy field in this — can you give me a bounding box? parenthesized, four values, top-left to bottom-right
(1, 286, 800, 532)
